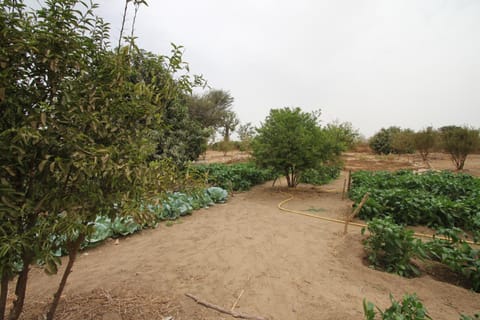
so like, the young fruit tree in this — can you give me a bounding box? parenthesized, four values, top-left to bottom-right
(251, 107, 343, 188)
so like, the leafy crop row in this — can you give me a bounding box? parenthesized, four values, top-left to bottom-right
(191, 162, 276, 191)
(363, 293, 432, 320)
(47, 187, 228, 255)
(362, 218, 480, 292)
(363, 293, 479, 319)
(349, 170, 480, 239)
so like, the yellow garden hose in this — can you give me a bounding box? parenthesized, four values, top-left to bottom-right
(277, 191, 477, 245)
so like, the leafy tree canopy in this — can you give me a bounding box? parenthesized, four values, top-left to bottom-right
(440, 126, 480, 170)
(252, 107, 343, 187)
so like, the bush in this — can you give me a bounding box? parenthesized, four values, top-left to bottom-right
(299, 164, 341, 185)
(363, 293, 432, 320)
(414, 127, 437, 162)
(369, 127, 415, 154)
(362, 217, 425, 277)
(369, 127, 401, 154)
(191, 162, 276, 191)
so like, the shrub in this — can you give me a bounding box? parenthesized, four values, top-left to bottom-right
(414, 127, 437, 162)
(299, 164, 342, 185)
(369, 127, 415, 154)
(369, 127, 401, 154)
(191, 162, 276, 191)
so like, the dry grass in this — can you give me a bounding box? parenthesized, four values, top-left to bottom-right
(19, 288, 179, 320)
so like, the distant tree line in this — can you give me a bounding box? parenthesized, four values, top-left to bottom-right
(368, 126, 480, 170)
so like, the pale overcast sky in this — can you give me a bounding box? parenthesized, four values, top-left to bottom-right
(28, 0, 480, 137)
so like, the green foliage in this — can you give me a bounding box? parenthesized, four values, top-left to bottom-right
(238, 122, 256, 151)
(83, 187, 227, 247)
(369, 127, 401, 154)
(369, 127, 415, 154)
(299, 164, 341, 185)
(362, 217, 425, 277)
(391, 129, 415, 154)
(252, 107, 343, 187)
(206, 187, 229, 203)
(349, 170, 480, 238)
(187, 89, 236, 131)
(324, 121, 360, 151)
(363, 293, 432, 320)
(362, 218, 480, 291)
(424, 228, 480, 292)
(218, 140, 236, 156)
(192, 162, 276, 191)
(219, 110, 239, 142)
(414, 127, 437, 161)
(460, 314, 480, 320)
(0, 0, 206, 318)
(440, 126, 480, 170)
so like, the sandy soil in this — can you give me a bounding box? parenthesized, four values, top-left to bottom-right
(12, 153, 480, 320)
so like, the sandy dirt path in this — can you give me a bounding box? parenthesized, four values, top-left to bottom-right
(17, 170, 479, 319)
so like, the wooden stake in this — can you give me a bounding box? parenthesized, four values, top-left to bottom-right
(347, 170, 352, 193)
(344, 192, 369, 235)
(341, 178, 347, 200)
(185, 293, 266, 320)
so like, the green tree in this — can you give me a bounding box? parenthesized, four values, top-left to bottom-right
(369, 127, 400, 154)
(0, 1, 197, 319)
(440, 126, 480, 170)
(252, 108, 342, 188)
(414, 127, 437, 162)
(219, 110, 239, 142)
(128, 49, 208, 164)
(369, 127, 414, 154)
(187, 89, 234, 129)
(391, 128, 415, 154)
(324, 121, 360, 151)
(238, 122, 256, 151)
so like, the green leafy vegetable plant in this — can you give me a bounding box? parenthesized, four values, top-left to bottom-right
(363, 293, 432, 320)
(350, 170, 480, 239)
(362, 217, 425, 277)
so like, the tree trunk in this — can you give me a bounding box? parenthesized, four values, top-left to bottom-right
(46, 234, 85, 320)
(285, 168, 291, 187)
(1, 272, 9, 320)
(224, 127, 230, 142)
(8, 254, 33, 320)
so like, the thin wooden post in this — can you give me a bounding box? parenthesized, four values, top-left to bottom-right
(347, 170, 352, 193)
(344, 192, 370, 235)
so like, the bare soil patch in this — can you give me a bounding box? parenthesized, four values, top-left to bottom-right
(13, 153, 480, 319)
